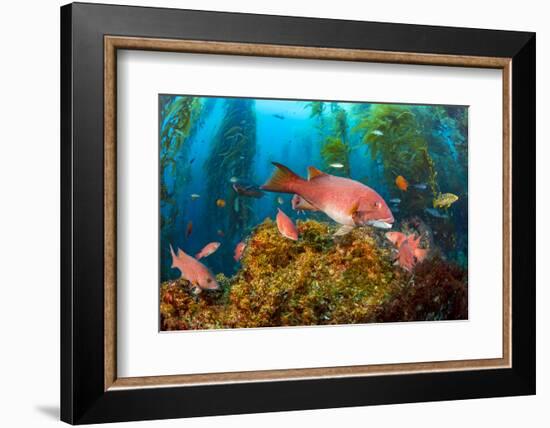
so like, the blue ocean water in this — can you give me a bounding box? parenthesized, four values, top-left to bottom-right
(159, 95, 468, 281)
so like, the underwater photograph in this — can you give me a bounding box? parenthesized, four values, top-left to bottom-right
(159, 95, 468, 331)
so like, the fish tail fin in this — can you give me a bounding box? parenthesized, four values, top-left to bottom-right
(260, 162, 304, 193)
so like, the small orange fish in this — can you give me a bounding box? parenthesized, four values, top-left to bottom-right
(195, 242, 221, 260)
(216, 199, 226, 208)
(234, 242, 246, 261)
(186, 221, 193, 238)
(395, 175, 409, 191)
(276, 208, 299, 241)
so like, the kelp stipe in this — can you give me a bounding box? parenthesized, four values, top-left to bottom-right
(320, 105, 352, 176)
(159, 96, 203, 280)
(203, 98, 258, 273)
(305, 101, 325, 119)
(353, 105, 433, 186)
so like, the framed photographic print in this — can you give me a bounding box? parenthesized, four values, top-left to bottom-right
(61, 2, 536, 424)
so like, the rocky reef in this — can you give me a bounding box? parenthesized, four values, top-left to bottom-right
(160, 219, 468, 331)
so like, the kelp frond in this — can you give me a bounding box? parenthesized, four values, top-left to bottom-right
(321, 137, 349, 163)
(304, 101, 325, 119)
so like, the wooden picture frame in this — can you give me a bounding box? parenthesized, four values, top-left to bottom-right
(61, 2, 535, 424)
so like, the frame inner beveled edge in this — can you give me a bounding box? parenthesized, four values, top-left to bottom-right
(104, 35, 512, 391)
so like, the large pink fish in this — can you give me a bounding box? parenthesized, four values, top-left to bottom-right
(195, 242, 220, 260)
(276, 208, 299, 241)
(385, 232, 427, 272)
(170, 244, 219, 291)
(261, 163, 394, 229)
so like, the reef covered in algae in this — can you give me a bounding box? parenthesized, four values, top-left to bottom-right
(160, 219, 467, 330)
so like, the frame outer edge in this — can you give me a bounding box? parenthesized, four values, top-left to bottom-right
(510, 33, 536, 392)
(60, 3, 75, 424)
(63, 3, 536, 423)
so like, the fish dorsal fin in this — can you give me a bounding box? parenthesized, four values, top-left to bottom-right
(307, 166, 327, 180)
(177, 247, 187, 258)
(169, 244, 177, 268)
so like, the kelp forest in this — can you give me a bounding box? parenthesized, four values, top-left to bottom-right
(159, 95, 468, 330)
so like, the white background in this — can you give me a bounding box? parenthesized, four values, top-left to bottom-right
(118, 51, 502, 377)
(0, 0, 547, 427)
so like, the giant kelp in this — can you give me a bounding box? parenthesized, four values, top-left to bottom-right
(160, 96, 202, 173)
(321, 105, 352, 177)
(304, 101, 328, 145)
(352, 104, 468, 261)
(305, 101, 325, 119)
(160, 219, 467, 330)
(159, 96, 203, 280)
(412, 106, 468, 262)
(203, 98, 257, 273)
(354, 105, 435, 190)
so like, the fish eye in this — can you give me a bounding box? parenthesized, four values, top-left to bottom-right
(206, 278, 212, 283)
(374, 201, 382, 209)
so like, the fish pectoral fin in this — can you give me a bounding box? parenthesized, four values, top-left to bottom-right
(333, 225, 354, 237)
(351, 211, 364, 226)
(349, 200, 370, 225)
(307, 166, 327, 180)
(348, 200, 360, 216)
(298, 196, 320, 211)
